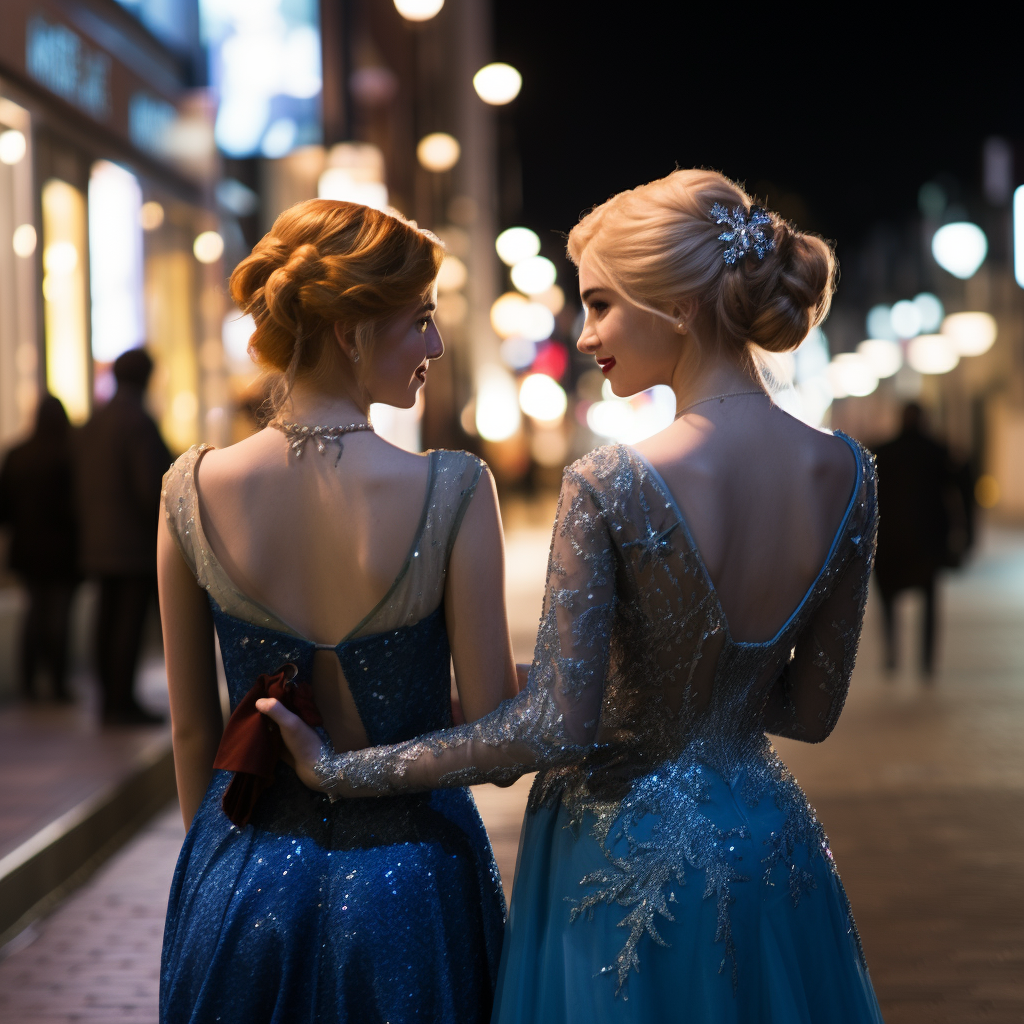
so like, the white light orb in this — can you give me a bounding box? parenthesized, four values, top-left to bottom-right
(416, 132, 460, 172)
(510, 255, 556, 295)
(931, 222, 988, 279)
(394, 0, 444, 20)
(495, 226, 540, 266)
(857, 338, 903, 378)
(535, 284, 565, 315)
(941, 311, 997, 356)
(0, 129, 27, 165)
(913, 292, 944, 333)
(317, 169, 389, 210)
(866, 304, 897, 341)
(436, 255, 467, 293)
(827, 353, 878, 398)
(193, 230, 225, 264)
(907, 334, 959, 374)
(222, 311, 256, 365)
(140, 201, 165, 231)
(587, 399, 634, 440)
(490, 292, 554, 341)
(519, 373, 567, 424)
(472, 63, 522, 105)
(43, 240, 78, 274)
(889, 299, 921, 338)
(500, 336, 537, 370)
(475, 366, 521, 441)
(12, 224, 36, 258)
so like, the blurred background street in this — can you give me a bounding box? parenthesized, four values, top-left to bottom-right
(0, 0, 1022, 1020)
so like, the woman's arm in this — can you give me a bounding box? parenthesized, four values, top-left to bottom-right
(157, 512, 223, 828)
(261, 461, 616, 796)
(444, 465, 518, 721)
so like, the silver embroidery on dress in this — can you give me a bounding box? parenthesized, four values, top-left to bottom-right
(316, 439, 878, 995)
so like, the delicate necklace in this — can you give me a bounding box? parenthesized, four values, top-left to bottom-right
(271, 419, 374, 465)
(674, 389, 766, 420)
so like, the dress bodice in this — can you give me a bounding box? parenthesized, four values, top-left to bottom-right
(161, 444, 484, 743)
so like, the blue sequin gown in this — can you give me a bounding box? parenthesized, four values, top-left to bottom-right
(159, 446, 505, 1024)
(317, 437, 885, 1023)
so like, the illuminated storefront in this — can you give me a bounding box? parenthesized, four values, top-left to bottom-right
(0, 1, 223, 453)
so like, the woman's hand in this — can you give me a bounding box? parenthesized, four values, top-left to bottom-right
(256, 697, 325, 793)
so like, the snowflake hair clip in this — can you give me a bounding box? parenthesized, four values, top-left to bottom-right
(710, 203, 775, 265)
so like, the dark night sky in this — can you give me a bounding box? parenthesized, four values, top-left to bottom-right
(491, 4, 1021, 275)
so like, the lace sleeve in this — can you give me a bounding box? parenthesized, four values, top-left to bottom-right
(764, 458, 878, 743)
(316, 459, 618, 796)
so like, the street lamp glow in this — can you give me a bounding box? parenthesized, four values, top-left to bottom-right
(907, 334, 959, 374)
(416, 133, 460, 172)
(889, 299, 921, 338)
(827, 353, 878, 398)
(193, 230, 225, 264)
(12, 224, 36, 258)
(510, 255, 556, 295)
(393, 0, 444, 21)
(472, 63, 522, 105)
(490, 292, 555, 341)
(495, 226, 540, 266)
(856, 338, 902, 378)
(475, 366, 521, 441)
(0, 129, 27, 164)
(931, 222, 988, 279)
(519, 373, 567, 424)
(941, 312, 997, 356)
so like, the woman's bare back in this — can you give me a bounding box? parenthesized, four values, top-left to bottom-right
(636, 400, 857, 644)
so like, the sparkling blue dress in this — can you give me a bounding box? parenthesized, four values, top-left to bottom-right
(316, 437, 885, 1023)
(159, 446, 505, 1024)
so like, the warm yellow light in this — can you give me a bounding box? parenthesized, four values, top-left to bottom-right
(0, 129, 26, 165)
(416, 133, 460, 172)
(975, 474, 999, 508)
(141, 201, 165, 231)
(393, 0, 444, 21)
(193, 230, 224, 264)
(826, 353, 878, 398)
(519, 373, 567, 425)
(12, 223, 36, 258)
(856, 338, 902, 378)
(472, 63, 522, 105)
(41, 179, 90, 424)
(535, 284, 565, 315)
(490, 292, 555, 341)
(495, 226, 540, 266)
(475, 366, 521, 441)
(906, 334, 959, 374)
(436, 255, 467, 293)
(941, 311, 997, 356)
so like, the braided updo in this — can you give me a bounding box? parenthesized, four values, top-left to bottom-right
(230, 199, 444, 402)
(567, 169, 835, 356)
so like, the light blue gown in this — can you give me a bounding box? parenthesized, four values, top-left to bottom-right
(316, 438, 885, 1023)
(159, 446, 505, 1023)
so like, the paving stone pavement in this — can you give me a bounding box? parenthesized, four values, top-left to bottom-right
(0, 517, 1021, 1023)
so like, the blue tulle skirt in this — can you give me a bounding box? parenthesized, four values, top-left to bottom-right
(493, 766, 884, 1023)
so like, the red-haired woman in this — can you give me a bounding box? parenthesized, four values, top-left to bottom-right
(157, 200, 516, 1023)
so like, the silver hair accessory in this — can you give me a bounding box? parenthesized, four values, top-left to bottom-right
(710, 203, 775, 265)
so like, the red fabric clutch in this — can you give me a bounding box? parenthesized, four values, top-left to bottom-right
(213, 663, 323, 827)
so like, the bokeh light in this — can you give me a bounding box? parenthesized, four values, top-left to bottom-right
(0, 129, 27, 165)
(519, 373, 567, 424)
(827, 353, 878, 398)
(416, 133, 460, 172)
(12, 224, 36, 258)
(866, 304, 897, 341)
(913, 292, 944, 333)
(490, 292, 555, 341)
(931, 222, 988, 279)
(510, 255, 556, 295)
(941, 311, 997, 356)
(193, 230, 225, 264)
(495, 226, 540, 266)
(475, 366, 521, 440)
(857, 338, 903, 378)
(472, 63, 522, 105)
(393, 0, 444, 20)
(907, 334, 959, 374)
(889, 299, 921, 338)
(436, 255, 467, 293)
(140, 201, 165, 231)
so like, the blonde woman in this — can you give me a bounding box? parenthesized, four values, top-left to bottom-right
(157, 201, 517, 1023)
(264, 171, 885, 1023)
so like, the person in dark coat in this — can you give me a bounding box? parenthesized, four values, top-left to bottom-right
(873, 402, 963, 678)
(76, 348, 172, 724)
(0, 395, 80, 702)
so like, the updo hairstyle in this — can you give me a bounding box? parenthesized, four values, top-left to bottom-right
(230, 199, 444, 402)
(567, 169, 835, 356)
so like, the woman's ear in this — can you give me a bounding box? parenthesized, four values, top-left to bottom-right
(671, 297, 698, 334)
(332, 321, 359, 363)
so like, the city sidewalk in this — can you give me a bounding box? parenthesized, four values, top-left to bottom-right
(0, 519, 1021, 1023)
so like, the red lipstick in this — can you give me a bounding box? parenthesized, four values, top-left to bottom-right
(597, 356, 616, 374)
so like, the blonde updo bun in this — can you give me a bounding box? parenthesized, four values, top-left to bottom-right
(230, 199, 444, 397)
(567, 169, 836, 357)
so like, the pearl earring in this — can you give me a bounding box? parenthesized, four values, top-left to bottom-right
(352, 352, 359, 363)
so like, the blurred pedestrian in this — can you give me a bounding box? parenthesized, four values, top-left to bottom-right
(873, 402, 966, 677)
(0, 395, 80, 702)
(76, 348, 171, 725)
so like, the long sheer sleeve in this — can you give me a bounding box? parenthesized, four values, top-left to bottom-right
(763, 469, 878, 744)
(316, 462, 618, 797)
